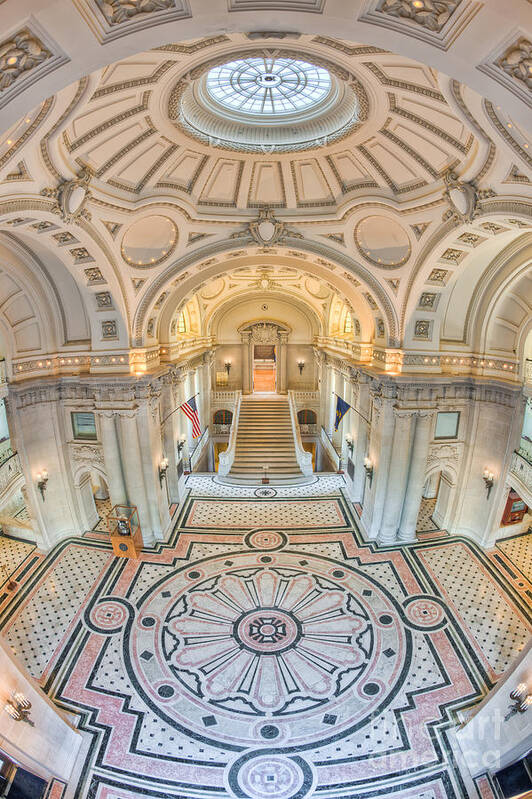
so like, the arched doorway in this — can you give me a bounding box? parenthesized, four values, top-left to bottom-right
(74, 468, 110, 533)
(417, 467, 456, 534)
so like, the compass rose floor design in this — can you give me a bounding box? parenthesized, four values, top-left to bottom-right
(0, 475, 531, 799)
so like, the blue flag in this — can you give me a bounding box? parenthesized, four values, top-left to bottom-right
(334, 395, 351, 431)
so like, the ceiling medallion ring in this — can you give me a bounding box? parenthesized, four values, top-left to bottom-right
(168, 47, 369, 154)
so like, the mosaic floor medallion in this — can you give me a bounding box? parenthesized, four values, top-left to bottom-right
(0, 487, 530, 799)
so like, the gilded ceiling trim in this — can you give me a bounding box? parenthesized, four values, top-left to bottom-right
(484, 101, 532, 171)
(311, 37, 388, 57)
(132, 236, 399, 347)
(400, 198, 532, 337)
(40, 78, 89, 182)
(379, 124, 439, 180)
(389, 95, 468, 154)
(357, 143, 427, 195)
(67, 91, 151, 153)
(155, 154, 208, 195)
(94, 125, 156, 179)
(107, 142, 178, 194)
(0, 230, 70, 346)
(362, 62, 445, 102)
(91, 61, 177, 99)
(449, 80, 495, 183)
(324, 155, 378, 195)
(154, 36, 231, 53)
(0, 96, 53, 172)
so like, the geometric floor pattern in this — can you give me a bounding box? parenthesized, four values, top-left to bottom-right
(0, 476, 530, 799)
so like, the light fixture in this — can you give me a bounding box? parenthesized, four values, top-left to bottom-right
(345, 434, 354, 455)
(483, 468, 494, 499)
(262, 464, 269, 485)
(298, 360, 305, 375)
(158, 457, 169, 487)
(177, 434, 186, 456)
(364, 457, 374, 487)
(505, 683, 532, 720)
(36, 470, 48, 501)
(4, 692, 33, 725)
(7, 56, 18, 66)
(225, 360, 232, 376)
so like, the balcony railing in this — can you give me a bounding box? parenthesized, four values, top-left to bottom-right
(510, 450, 532, 496)
(212, 424, 231, 435)
(299, 424, 318, 435)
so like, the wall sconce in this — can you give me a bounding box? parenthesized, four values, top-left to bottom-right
(158, 457, 169, 487)
(505, 683, 532, 720)
(345, 434, 354, 455)
(177, 434, 186, 456)
(224, 360, 231, 376)
(36, 470, 48, 501)
(4, 692, 33, 726)
(483, 468, 494, 499)
(297, 360, 305, 375)
(364, 457, 374, 487)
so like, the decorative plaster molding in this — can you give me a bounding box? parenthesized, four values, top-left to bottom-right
(40, 169, 92, 224)
(360, 0, 481, 51)
(0, 26, 68, 111)
(231, 208, 303, 248)
(74, 0, 191, 43)
(479, 36, 532, 107)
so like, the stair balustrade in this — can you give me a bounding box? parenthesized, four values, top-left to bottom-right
(218, 391, 242, 476)
(288, 391, 313, 476)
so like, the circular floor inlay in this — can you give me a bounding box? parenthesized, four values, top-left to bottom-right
(121, 215, 177, 267)
(355, 216, 411, 267)
(127, 550, 410, 751)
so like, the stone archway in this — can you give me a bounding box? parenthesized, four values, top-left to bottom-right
(238, 321, 291, 395)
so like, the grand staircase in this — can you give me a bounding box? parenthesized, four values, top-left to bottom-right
(230, 395, 302, 480)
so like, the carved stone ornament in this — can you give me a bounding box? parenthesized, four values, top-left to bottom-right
(70, 444, 104, 465)
(497, 38, 532, 91)
(41, 169, 92, 224)
(96, 0, 175, 25)
(250, 323, 282, 344)
(442, 170, 477, 222)
(427, 442, 461, 469)
(375, 0, 461, 33)
(231, 208, 303, 248)
(0, 29, 52, 92)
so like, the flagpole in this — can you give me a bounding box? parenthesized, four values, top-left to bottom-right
(160, 392, 200, 427)
(332, 392, 371, 427)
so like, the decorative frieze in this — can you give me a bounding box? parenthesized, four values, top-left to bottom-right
(74, 0, 191, 43)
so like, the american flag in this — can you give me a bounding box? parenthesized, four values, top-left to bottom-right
(181, 395, 201, 438)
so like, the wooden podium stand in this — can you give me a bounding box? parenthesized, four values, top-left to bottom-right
(108, 504, 142, 558)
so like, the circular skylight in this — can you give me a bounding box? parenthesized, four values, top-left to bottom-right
(206, 56, 331, 116)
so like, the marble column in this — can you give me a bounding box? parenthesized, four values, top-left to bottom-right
(161, 376, 179, 503)
(279, 332, 288, 394)
(398, 412, 433, 542)
(352, 382, 370, 504)
(118, 412, 153, 543)
(241, 332, 252, 394)
(378, 410, 414, 545)
(362, 397, 395, 539)
(99, 412, 127, 507)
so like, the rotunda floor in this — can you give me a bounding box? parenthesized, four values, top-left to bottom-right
(0, 474, 530, 799)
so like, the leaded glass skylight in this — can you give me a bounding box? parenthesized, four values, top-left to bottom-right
(206, 56, 331, 117)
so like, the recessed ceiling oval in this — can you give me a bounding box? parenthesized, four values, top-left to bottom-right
(355, 216, 411, 268)
(121, 216, 177, 267)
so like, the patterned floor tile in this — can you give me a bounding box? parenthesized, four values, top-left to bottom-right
(0, 532, 35, 587)
(1, 482, 530, 799)
(496, 530, 532, 580)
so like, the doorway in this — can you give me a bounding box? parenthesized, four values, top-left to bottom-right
(253, 345, 276, 393)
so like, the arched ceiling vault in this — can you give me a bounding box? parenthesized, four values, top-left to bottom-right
(0, 23, 530, 383)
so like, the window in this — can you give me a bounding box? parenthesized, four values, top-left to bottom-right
(206, 57, 331, 117)
(344, 314, 352, 334)
(298, 409, 317, 425)
(177, 312, 186, 333)
(72, 411, 97, 441)
(213, 409, 233, 425)
(434, 411, 460, 440)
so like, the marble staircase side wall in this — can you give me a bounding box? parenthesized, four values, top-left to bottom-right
(0, 637, 82, 782)
(456, 638, 532, 777)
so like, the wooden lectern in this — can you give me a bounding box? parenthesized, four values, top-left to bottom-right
(108, 504, 142, 558)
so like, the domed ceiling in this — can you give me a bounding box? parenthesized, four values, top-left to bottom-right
(0, 30, 530, 380)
